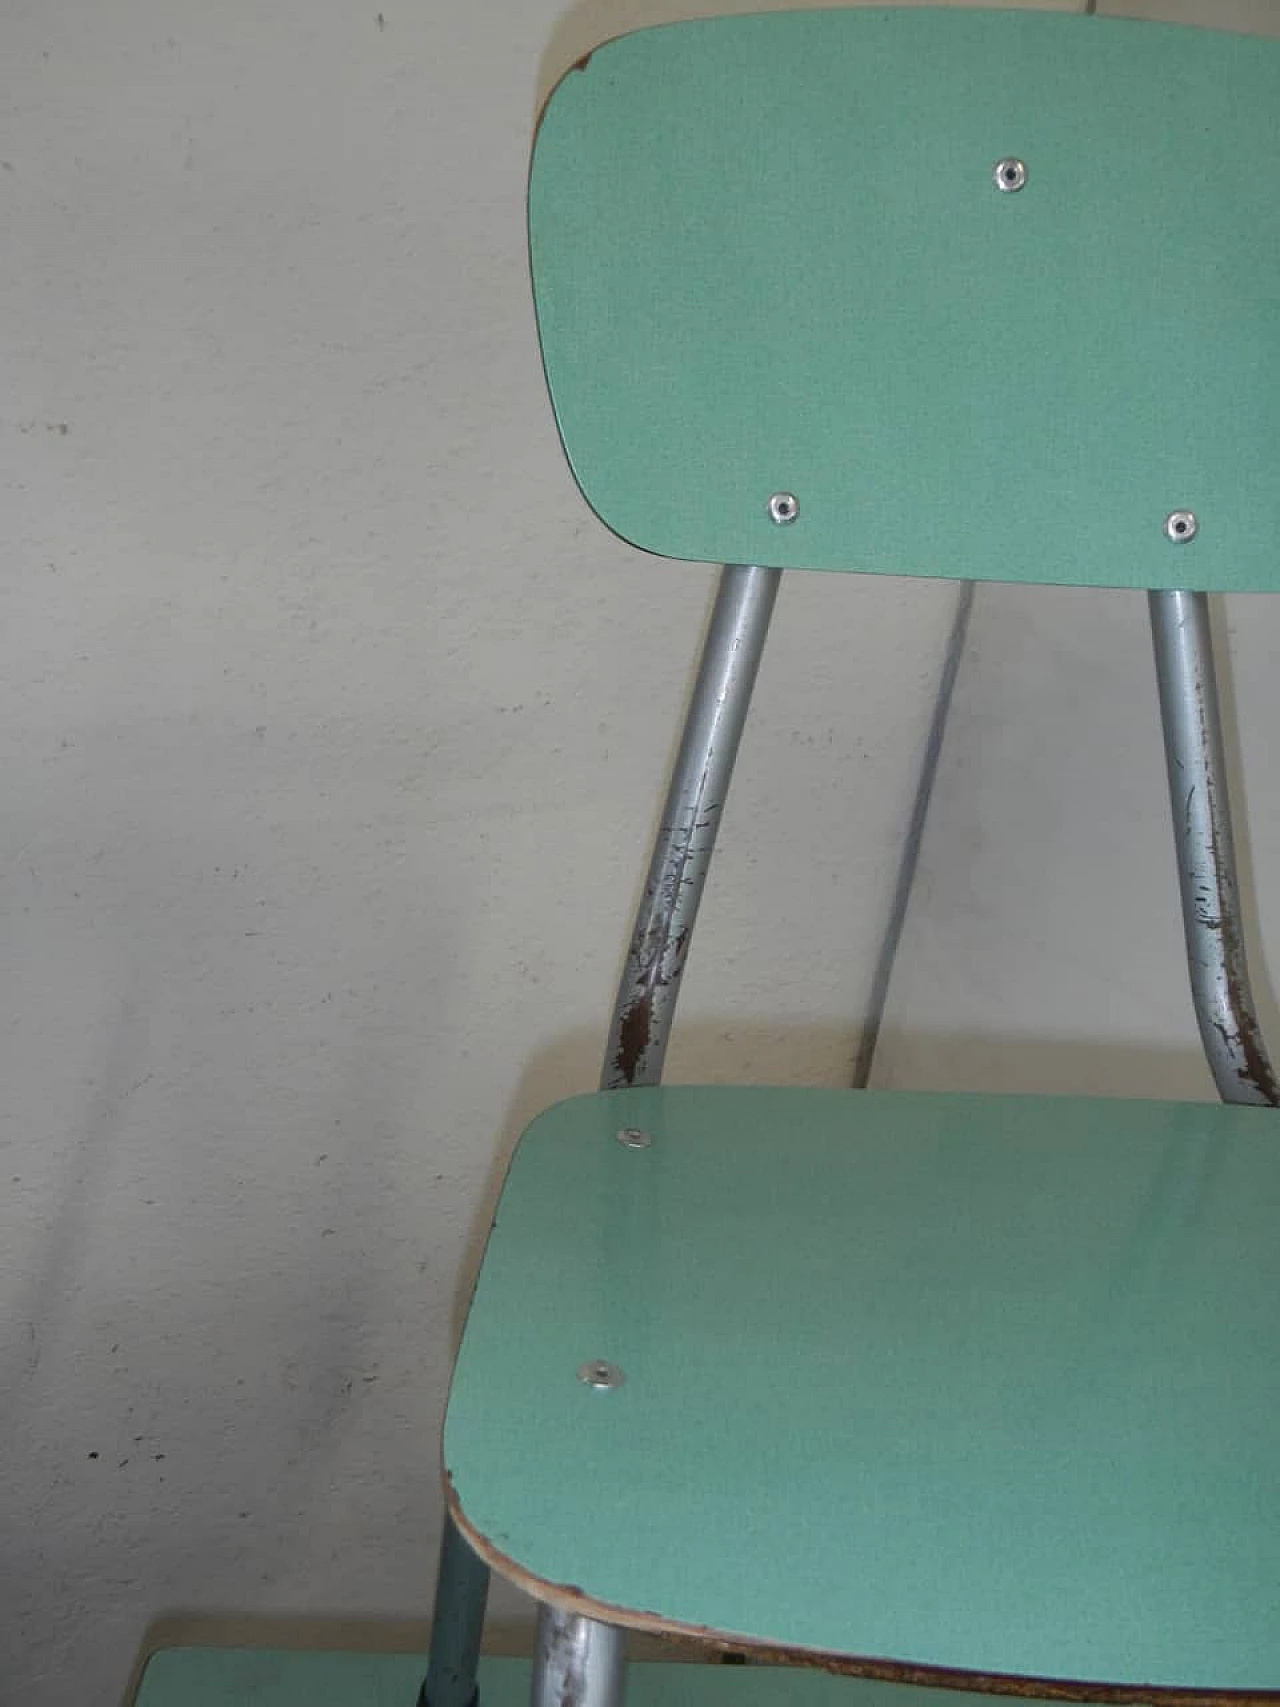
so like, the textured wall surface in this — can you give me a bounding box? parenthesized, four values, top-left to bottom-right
(3, 0, 1276, 1703)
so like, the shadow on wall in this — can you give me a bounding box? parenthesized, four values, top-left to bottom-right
(0, 962, 155, 1449)
(867, 1029, 1221, 1101)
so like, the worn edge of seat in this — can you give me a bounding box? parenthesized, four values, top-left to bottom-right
(444, 1477, 1280, 1707)
(441, 1088, 1280, 1701)
(532, 6, 1251, 141)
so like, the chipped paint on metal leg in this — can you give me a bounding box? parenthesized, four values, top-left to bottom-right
(1149, 588, 1280, 1106)
(602, 563, 781, 1090)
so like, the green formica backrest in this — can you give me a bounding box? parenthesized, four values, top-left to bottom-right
(529, 9, 1280, 591)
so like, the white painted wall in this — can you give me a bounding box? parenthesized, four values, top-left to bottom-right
(2, 0, 1274, 1703)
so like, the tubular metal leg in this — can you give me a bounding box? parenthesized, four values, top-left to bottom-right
(602, 562, 782, 1089)
(427, 565, 776, 1707)
(1148, 588, 1279, 1106)
(421, 1515, 491, 1707)
(530, 1606, 626, 1707)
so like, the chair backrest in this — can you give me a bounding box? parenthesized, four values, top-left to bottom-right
(529, 8, 1280, 592)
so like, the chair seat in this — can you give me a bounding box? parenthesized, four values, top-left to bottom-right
(445, 1086, 1280, 1697)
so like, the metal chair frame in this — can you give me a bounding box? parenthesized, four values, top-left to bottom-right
(422, 6, 1280, 1699)
(420, 569, 1278, 1707)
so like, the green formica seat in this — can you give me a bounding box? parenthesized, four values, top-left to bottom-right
(136, 9, 1280, 1707)
(446, 1088, 1280, 1693)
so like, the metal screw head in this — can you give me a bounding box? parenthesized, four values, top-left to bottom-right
(1165, 510, 1199, 543)
(993, 157, 1027, 193)
(768, 491, 799, 525)
(578, 1360, 625, 1390)
(616, 1126, 652, 1150)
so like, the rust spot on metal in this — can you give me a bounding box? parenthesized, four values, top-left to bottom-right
(1206, 853, 1280, 1104)
(613, 993, 652, 1085)
(1185, 671, 1280, 1106)
(608, 836, 707, 1085)
(1228, 975, 1280, 1102)
(569, 49, 593, 73)
(612, 930, 695, 1085)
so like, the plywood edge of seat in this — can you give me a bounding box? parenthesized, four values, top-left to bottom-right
(446, 1480, 1278, 1707)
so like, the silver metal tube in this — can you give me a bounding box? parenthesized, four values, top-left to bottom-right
(601, 563, 782, 1089)
(421, 1515, 490, 1707)
(530, 1607, 626, 1707)
(1148, 588, 1279, 1106)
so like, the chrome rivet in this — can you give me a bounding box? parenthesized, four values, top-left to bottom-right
(993, 157, 1027, 193)
(1165, 510, 1199, 543)
(616, 1126, 652, 1150)
(768, 491, 799, 525)
(578, 1360, 625, 1390)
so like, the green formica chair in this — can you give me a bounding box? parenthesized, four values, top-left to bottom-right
(135, 9, 1280, 1707)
